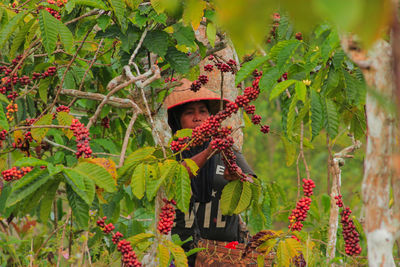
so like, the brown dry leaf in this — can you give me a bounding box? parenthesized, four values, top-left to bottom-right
(85, 158, 118, 181)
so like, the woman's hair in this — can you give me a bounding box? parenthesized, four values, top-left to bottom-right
(168, 100, 211, 134)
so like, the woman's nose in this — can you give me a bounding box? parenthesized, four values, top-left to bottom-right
(193, 111, 201, 121)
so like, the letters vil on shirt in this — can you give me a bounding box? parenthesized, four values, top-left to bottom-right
(172, 151, 255, 243)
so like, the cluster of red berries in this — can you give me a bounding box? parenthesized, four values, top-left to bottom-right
(288, 197, 311, 231)
(295, 32, 303, 41)
(164, 77, 177, 83)
(96, 216, 142, 267)
(157, 198, 176, 235)
(340, 207, 362, 255)
(335, 194, 344, 208)
(190, 75, 209, 92)
(288, 178, 315, 231)
(32, 66, 57, 81)
(277, 72, 288, 83)
(7, 91, 18, 101)
(268, 13, 281, 42)
(224, 241, 238, 249)
(302, 179, 315, 197)
(1, 166, 33, 181)
(0, 130, 7, 147)
(101, 117, 110, 128)
(70, 119, 92, 158)
(97, 217, 115, 234)
(334, 195, 361, 255)
(56, 105, 70, 113)
(204, 55, 237, 74)
(170, 137, 189, 152)
(47, 0, 67, 7)
(6, 102, 18, 121)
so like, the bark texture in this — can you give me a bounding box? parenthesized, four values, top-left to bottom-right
(343, 38, 399, 267)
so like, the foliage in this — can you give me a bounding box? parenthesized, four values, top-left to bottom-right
(0, 0, 387, 266)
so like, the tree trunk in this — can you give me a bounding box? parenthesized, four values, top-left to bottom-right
(343, 38, 399, 267)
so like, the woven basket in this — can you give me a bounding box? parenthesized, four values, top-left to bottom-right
(194, 239, 275, 267)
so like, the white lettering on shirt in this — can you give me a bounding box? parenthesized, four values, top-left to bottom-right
(184, 202, 200, 228)
(216, 165, 225, 175)
(216, 202, 226, 228)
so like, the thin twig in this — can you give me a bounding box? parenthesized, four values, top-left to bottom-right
(137, 66, 165, 157)
(87, 67, 155, 129)
(219, 72, 224, 111)
(65, 9, 101, 25)
(129, 28, 148, 67)
(43, 137, 76, 153)
(118, 106, 141, 167)
(60, 89, 134, 108)
(300, 121, 310, 179)
(56, 209, 71, 267)
(68, 38, 104, 108)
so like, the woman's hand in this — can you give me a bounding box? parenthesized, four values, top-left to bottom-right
(223, 166, 242, 181)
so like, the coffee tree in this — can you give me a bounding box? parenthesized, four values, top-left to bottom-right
(0, 0, 398, 266)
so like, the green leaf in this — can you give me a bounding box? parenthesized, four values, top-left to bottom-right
(293, 98, 310, 131)
(259, 66, 279, 92)
(143, 30, 169, 57)
(110, 0, 125, 27)
(276, 40, 301, 71)
(69, 0, 109, 10)
(39, 179, 60, 222)
(147, 160, 178, 201)
(235, 56, 269, 85)
(183, 158, 199, 176)
(350, 109, 366, 140)
(63, 169, 91, 205)
(6, 169, 51, 207)
(175, 129, 192, 138)
(343, 71, 364, 105)
(56, 19, 74, 52)
(0, 12, 26, 49)
(277, 240, 290, 267)
(220, 179, 242, 215)
(165, 240, 188, 267)
(131, 163, 147, 199)
(151, 0, 165, 13)
(66, 184, 89, 228)
(73, 162, 116, 192)
(121, 25, 140, 53)
(295, 81, 307, 103)
(38, 10, 59, 54)
(281, 136, 296, 167)
(206, 22, 216, 47)
(0, 93, 10, 104)
(118, 147, 155, 177)
(158, 244, 171, 267)
(310, 90, 324, 140)
(31, 114, 53, 142)
(182, 0, 206, 29)
(173, 23, 196, 48)
(165, 46, 190, 74)
(127, 233, 155, 247)
(269, 80, 296, 101)
(38, 78, 51, 103)
(0, 104, 9, 131)
(233, 181, 252, 214)
(14, 157, 48, 167)
(323, 98, 339, 139)
(174, 165, 191, 213)
(10, 18, 35, 58)
(286, 94, 298, 138)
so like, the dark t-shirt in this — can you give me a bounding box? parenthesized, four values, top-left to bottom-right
(172, 151, 255, 244)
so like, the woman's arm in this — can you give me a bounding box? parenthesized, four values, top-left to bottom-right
(182, 143, 214, 178)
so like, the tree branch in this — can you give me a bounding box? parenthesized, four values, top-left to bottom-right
(65, 9, 101, 25)
(60, 89, 134, 108)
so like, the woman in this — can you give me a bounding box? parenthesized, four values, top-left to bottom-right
(165, 79, 256, 265)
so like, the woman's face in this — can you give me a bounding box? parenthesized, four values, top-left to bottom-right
(180, 101, 210, 129)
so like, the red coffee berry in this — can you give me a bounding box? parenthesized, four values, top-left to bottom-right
(204, 64, 214, 72)
(251, 114, 262, 125)
(335, 194, 344, 208)
(340, 207, 362, 256)
(243, 86, 260, 101)
(288, 197, 312, 231)
(101, 117, 110, 128)
(260, 125, 270, 134)
(170, 137, 189, 152)
(198, 75, 208, 85)
(56, 105, 70, 113)
(1, 166, 33, 182)
(190, 80, 202, 92)
(295, 32, 303, 41)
